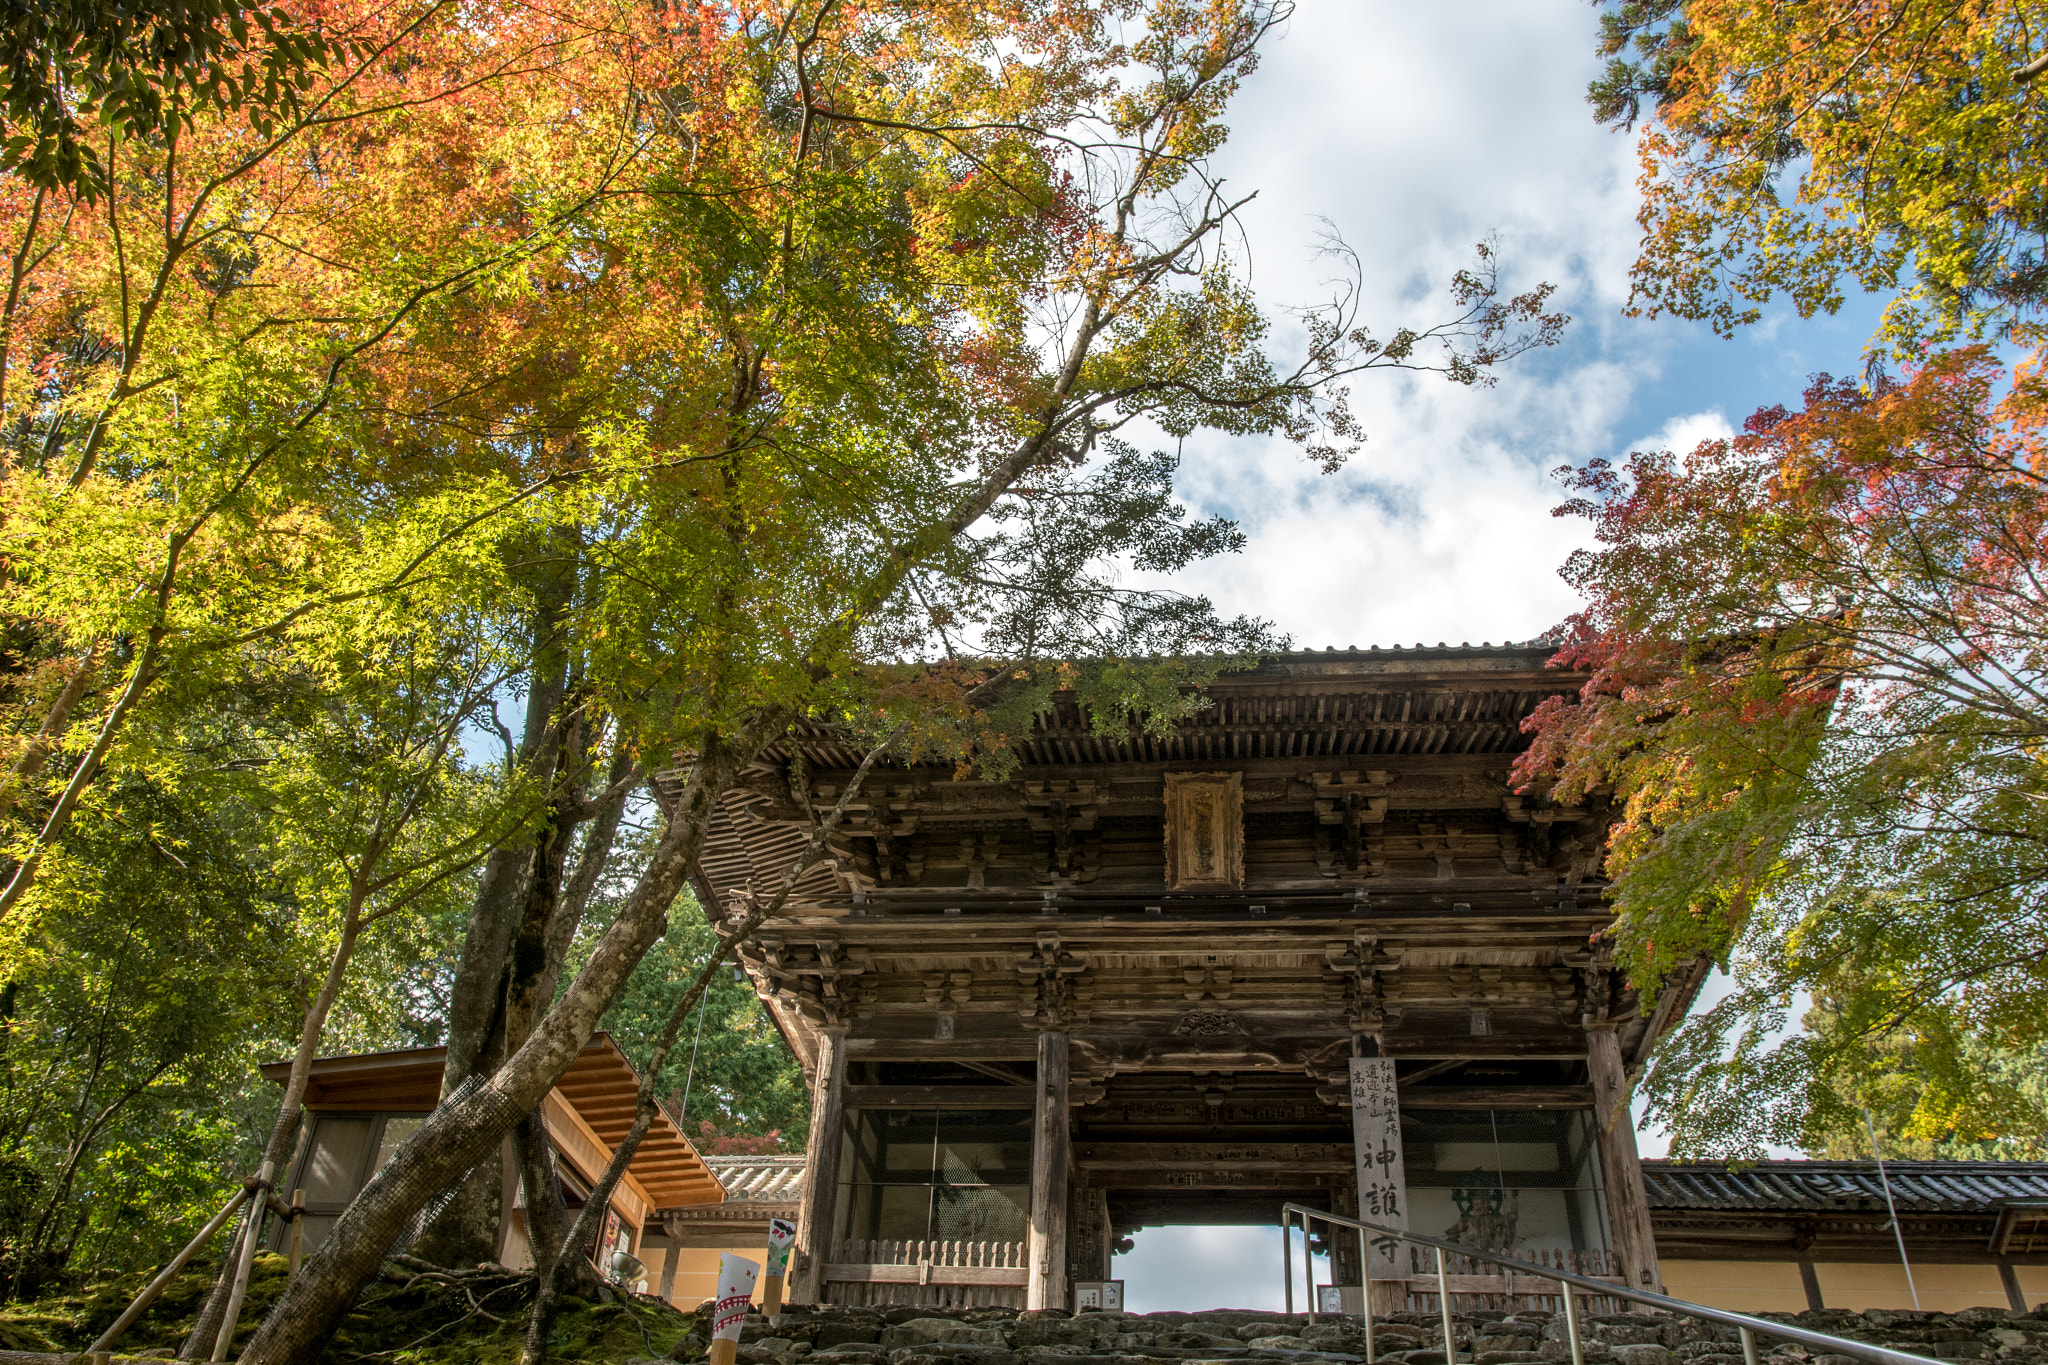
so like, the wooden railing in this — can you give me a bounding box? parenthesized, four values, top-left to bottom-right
(1401, 1245, 1623, 1314)
(822, 1238, 1029, 1309)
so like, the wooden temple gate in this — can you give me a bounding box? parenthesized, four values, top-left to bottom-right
(685, 645, 1705, 1312)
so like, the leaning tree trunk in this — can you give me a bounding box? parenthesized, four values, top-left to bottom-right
(233, 737, 750, 1365)
(519, 732, 890, 1363)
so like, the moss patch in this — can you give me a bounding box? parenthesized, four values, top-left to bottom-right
(0, 1253, 693, 1363)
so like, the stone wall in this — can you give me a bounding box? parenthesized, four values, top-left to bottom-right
(666, 1301, 2048, 1365)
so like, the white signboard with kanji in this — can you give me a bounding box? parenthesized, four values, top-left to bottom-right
(1349, 1056, 1409, 1278)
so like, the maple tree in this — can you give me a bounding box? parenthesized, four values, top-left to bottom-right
(1518, 345, 2048, 1154)
(0, 0, 1567, 1348)
(1591, 0, 2048, 352)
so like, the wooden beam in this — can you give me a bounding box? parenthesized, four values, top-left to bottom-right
(1394, 1085, 1593, 1110)
(842, 1085, 1036, 1110)
(824, 1263, 1029, 1287)
(1398, 1060, 1468, 1087)
(1076, 1142, 1354, 1165)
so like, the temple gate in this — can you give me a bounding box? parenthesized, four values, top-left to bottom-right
(689, 645, 1703, 1311)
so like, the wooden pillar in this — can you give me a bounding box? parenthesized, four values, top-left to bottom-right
(791, 1028, 847, 1306)
(658, 1247, 679, 1304)
(1028, 1029, 1070, 1311)
(1587, 1027, 1662, 1294)
(1066, 1181, 1112, 1287)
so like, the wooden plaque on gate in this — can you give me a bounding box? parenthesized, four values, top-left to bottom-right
(1349, 1056, 1409, 1278)
(1162, 772, 1244, 890)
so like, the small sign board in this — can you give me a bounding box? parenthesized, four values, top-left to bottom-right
(1072, 1280, 1124, 1312)
(1317, 1285, 1363, 1315)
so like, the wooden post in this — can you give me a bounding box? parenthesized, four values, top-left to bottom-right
(286, 1189, 305, 1276)
(658, 1212, 681, 1304)
(791, 1028, 847, 1306)
(210, 1156, 274, 1361)
(1027, 1029, 1070, 1311)
(1586, 1027, 1662, 1293)
(761, 1216, 796, 1314)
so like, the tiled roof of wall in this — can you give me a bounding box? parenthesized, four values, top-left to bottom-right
(705, 1155, 806, 1204)
(1644, 1160, 2048, 1213)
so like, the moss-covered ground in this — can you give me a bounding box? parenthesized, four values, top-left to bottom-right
(0, 1253, 694, 1362)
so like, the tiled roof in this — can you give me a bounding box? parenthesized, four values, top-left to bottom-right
(1644, 1160, 2048, 1213)
(707, 1155, 806, 1204)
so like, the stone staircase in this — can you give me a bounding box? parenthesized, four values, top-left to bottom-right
(698, 1303, 2048, 1365)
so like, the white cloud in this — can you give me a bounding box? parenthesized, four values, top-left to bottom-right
(1123, 0, 1689, 649)
(1629, 410, 1737, 462)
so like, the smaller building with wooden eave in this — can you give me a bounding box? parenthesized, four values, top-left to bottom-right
(1647, 1159, 2048, 1315)
(259, 1033, 724, 1297)
(642, 1155, 807, 1306)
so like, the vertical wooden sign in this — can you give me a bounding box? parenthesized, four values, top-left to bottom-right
(1162, 772, 1244, 890)
(1349, 1057, 1409, 1278)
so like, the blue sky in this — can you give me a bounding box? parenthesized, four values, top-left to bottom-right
(1107, 0, 1875, 1309)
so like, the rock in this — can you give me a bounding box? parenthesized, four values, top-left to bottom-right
(1595, 1322, 1668, 1348)
(1611, 1345, 1676, 1365)
(882, 1319, 1010, 1349)
(1666, 1322, 1731, 1348)
(1214, 1320, 1303, 1337)
(820, 1325, 888, 1348)
(1301, 1326, 1366, 1348)
(749, 1339, 800, 1357)
(892, 1348, 1020, 1365)
(1013, 1319, 1104, 1349)
(1160, 1331, 1240, 1348)
(1932, 1346, 1992, 1360)
(1474, 1335, 1541, 1356)
(1811, 1355, 1861, 1365)
(1245, 1338, 1307, 1352)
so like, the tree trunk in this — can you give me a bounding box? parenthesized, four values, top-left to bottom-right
(234, 737, 747, 1365)
(442, 554, 576, 1094)
(514, 1106, 581, 1286)
(422, 568, 575, 1267)
(181, 912, 361, 1358)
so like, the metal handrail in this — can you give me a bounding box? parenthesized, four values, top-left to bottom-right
(1280, 1202, 1943, 1365)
